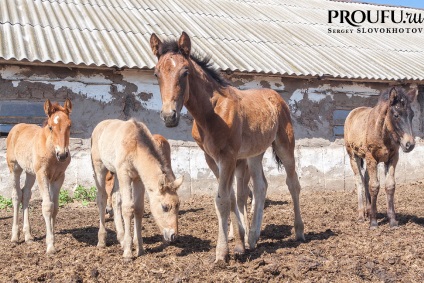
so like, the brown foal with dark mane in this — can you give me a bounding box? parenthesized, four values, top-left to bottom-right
(6, 99, 72, 254)
(150, 32, 304, 262)
(345, 87, 415, 228)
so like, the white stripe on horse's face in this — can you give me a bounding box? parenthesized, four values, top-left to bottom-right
(54, 115, 59, 124)
(171, 58, 176, 67)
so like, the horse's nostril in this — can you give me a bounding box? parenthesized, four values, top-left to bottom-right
(171, 110, 177, 120)
(406, 142, 410, 149)
(65, 151, 69, 158)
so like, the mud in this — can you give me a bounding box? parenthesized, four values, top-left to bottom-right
(1, 181, 423, 282)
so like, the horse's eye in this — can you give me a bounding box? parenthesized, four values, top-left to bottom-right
(394, 112, 399, 118)
(49, 125, 53, 131)
(161, 204, 170, 212)
(154, 72, 159, 78)
(182, 70, 189, 77)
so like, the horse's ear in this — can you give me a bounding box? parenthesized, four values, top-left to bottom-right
(178, 31, 191, 57)
(171, 176, 184, 191)
(389, 87, 398, 105)
(44, 99, 53, 116)
(406, 88, 417, 102)
(64, 98, 72, 114)
(150, 33, 162, 59)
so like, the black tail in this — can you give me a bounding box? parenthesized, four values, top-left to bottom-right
(272, 146, 283, 171)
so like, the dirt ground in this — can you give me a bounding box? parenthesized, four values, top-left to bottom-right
(1, 181, 424, 283)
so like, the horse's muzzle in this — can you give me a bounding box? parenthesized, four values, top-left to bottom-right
(160, 110, 179, 127)
(56, 150, 69, 162)
(401, 141, 415, 153)
(163, 228, 177, 243)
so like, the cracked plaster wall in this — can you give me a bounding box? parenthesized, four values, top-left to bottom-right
(0, 65, 423, 198)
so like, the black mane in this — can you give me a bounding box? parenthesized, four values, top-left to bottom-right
(158, 39, 229, 86)
(379, 87, 408, 104)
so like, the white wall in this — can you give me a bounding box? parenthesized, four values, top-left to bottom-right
(2, 137, 424, 199)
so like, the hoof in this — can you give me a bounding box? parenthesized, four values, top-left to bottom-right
(25, 234, 35, 243)
(369, 221, 378, 230)
(295, 233, 306, 242)
(11, 237, 19, 244)
(97, 241, 106, 248)
(389, 220, 399, 228)
(46, 246, 56, 255)
(123, 256, 133, 263)
(213, 259, 228, 269)
(135, 249, 144, 257)
(247, 232, 258, 250)
(234, 243, 245, 255)
(214, 250, 229, 265)
(123, 250, 133, 260)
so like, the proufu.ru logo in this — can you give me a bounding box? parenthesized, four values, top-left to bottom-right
(328, 10, 424, 34)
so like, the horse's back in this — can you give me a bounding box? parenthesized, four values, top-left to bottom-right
(91, 119, 154, 172)
(235, 87, 292, 157)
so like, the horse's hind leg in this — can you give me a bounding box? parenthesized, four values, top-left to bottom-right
(93, 164, 108, 248)
(116, 171, 134, 260)
(234, 160, 250, 246)
(364, 168, 371, 217)
(385, 154, 399, 227)
(348, 153, 367, 221)
(272, 140, 305, 242)
(105, 171, 114, 217)
(10, 167, 23, 243)
(22, 173, 36, 242)
(247, 154, 267, 249)
(112, 176, 125, 246)
(132, 178, 145, 256)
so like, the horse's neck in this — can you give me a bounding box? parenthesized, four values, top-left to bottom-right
(369, 102, 393, 142)
(185, 62, 226, 128)
(133, 147, 165, 188)
(40, 126, 54, 151)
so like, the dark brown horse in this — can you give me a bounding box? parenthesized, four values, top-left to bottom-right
(150, 32, 304, 263)
(6, 99, 72, 254)
(345, 87, 415, 228)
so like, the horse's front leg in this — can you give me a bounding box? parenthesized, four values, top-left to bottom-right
(36, 172, 56, 254)
(366, 156, 379, 228)
(385, 153, 399, 227)
(22, 173, 36, 242)
(51, 174, 65, 232)
(214, 157, 237, 263)
(10, 167, 23, 243)
(247, 154, 268, 249)
(117, 171, 134, 260)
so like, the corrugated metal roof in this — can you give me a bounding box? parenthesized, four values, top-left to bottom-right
(0, 0, 423, 81)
